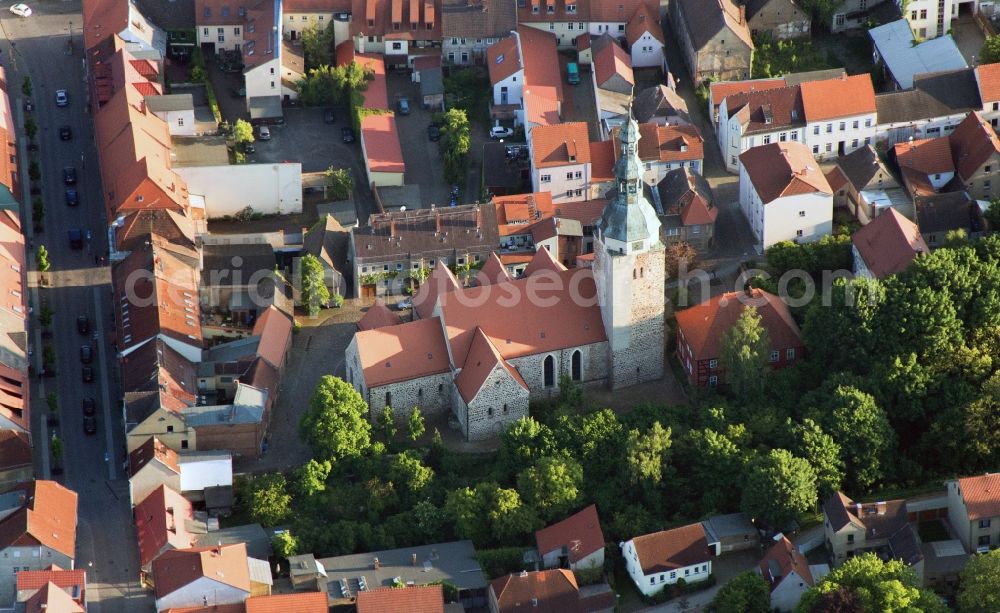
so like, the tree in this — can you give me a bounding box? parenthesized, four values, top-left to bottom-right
(37, 245, 50, 273)
(488, 488, 540, 543)
(407, 407, 425, 441)
(387, 451, 434, 495)
(245, 473, 292, 526)
(957, 550, 1000, 613)
(796, 553, 947, 613)
(50, 436, 62, 462)
(814, 386, 895, 491)
(708, 571, 771, 613)
(983, 35, 1000, 64)
(719, 307, 771, 396)
(791, 419, 844, 499)
(625, 422, 672, 485)
(325, 166, 353, 201)
(440, 108, 470, 184)
(294, 459, 332, 497)
(299, 375, 372, 463)
(741, 449, 817, 528)
(987, 199, 1000, 231)
(272, 530, 299, 559)
(21, 76, 31, 97)
(38, 305, 53, 328)
(499, 417, 557, 475)
(379, 406, 397, 442)
(299, 253, 330, 317)
(24, 117, 36, 140)
(665, 242, 698, 279)
(516, 456, 583, 522)
(233, 118, 254, 145)
(445, 483, 496, 546)
(300, 22, 334, 69)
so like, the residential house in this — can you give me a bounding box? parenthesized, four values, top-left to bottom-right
(357, 585, 444, 613)
(948, 111, 1000, 201)
(83, 0, 167, 59)
(360, 113, 405, 188)
(122, 340, 199, 454)
(738, 141, 833, 249)
(135, 484, 197, 574)
(758, 536, 817, 612)
(823, 492, 923, 578)
(632, 84, 690, 126)
(974, 62, 1000, 127)
(654, 167, 718, 250)
(625, 2, 664, 68)
(800, 74, 877, 162)
(151, 544, 269, 611)
(145, 94, 197, 137)
(493, 192, 608, 267)
(894, 136, 956, 197)
(902, 0, 975, 39)
(357, 302, 402, 331)
(915, 190, 985, 245)
(535, 504, 605, 572)
(0, 481, 78, 598)
(317, 540, 488, 609)
(615, 123, 703, 186)
(874, 68, 981, 148)
(349, 203, 500, 300)
(486, 27, 563, 138)
(515, 0, 652, 51)
(745, 0, 810, 40)
(194, 0, 245, 53)
(675, 288, 803, 388)
(717, 84, 804, 173)
(870, 20, 967, 91)
(591, 34, 635, 137)
(16, 566, 87, 611)
(531, 122, 592, 202)
(0, 431, 31, 491)
(621, 523, 713, 597)
(0, 212, 28, 435)
(348, 0, 442, 68)
(851, 208, 928, 279)
(129, 437, 182, 506)
(200, 243, 282, 325)
(830, 0, 896, 32)
(826, 145, 905, 223)
(281, 0, 351, 46)
(708, 69, 844, 129)
(441, 0, 516, 65)
(111, 209, 198, 260)
(946, 473, 1000, 553)
(672, 0, 753, 84)
(302, 214, 350, 299)
(181, 379, 274, 458)
(245, 592, 328, 612)
(489, 569, 615, 613)
(488, 35, 523, 108)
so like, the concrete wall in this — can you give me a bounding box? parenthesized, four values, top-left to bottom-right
(245, 58, 282, 104)
(533, 162, 591, 203)
(874, 112, 966, 147)
(947, 479, 1000, 552)
(444, 37, 503, 65)
(630, 34, 664, 69)
(740, 166, 833, 248)
(176, 163, 303, 218)
(492, 71, 523, 107)
(282, 11, 336, 40)
(522, 21, 596, 49)
(673, 2, 752, 84)
(963, 156, 1000, 200)
(0, 466, 31, 493)
(197, 23, 244, 51)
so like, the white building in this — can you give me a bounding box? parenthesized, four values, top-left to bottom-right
(717, 85, 805, 173)
(174, 163, 304, 218)
(621, 523, 713, 598)
(758, 536, 823, 612)
(975, 62, 1000, 127)
(901, 0, 979, 40)
(487, 34, 523, 107)
(625, 2, 665, 69)
(739, 141, 833, 249)
(530, 122, 592, 202)
(800, 74, 877, 161)
(145, 94, 197, 137)
(874, 69, 981, 147)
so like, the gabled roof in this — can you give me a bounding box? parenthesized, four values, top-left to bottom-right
(23, 582, 84, 613)
(135, 485, 196, 567)
(487, 36, 521, 86)
(303, 214, 349, 276)
(454, 327, 528, 403)
(590, 140, 616, 182)
(739, 141, 831, 204)
(876, 68, 981, 125)
(251, 306, 292, 370)
(657, 167, 718, 226)
(535, 504, 605, 563)
(915, 190, 980, 234)
(522, 245, 568, 277)
(724, 85, 804, 135)
(630, 523, 711, 574)
(356, 585, 444, 613)
(354, 317, 451, 388)
(490, 569, 593, 613)
(852, 208, 927, 278)
(129, 436, 180, 478)
(836, 145, 892, 192)
(360, 113, 405, 173)
(245, 592, 330, 613)
(531, 123, 591, 168)
(121, 339, 198, 408)
(592, 35, 634, 90)
(441, 0, 516, 40)
(17, 566, 86, 608)
(357, 302, 402, 331)
(949, 111, 1000, 181)
(115, 209, 197, 253)
(0, 481, 77, 559)
(477, 252, 512, 285)
(711, 78, 786, 109)
(0, 430, 31, 471)
(869, 20, 967, 90)
(152, 544, 251, 599)
(800, 74, 876, 121)
(975, 62, 1000, 103)
(616, 123, 704, 164)
(676, 0, 753, 51)
(895, 137, 955, 176)
(626, 2, 663, 46)
(955, 474, 1000, 520)
(413, 260, 461, 319)
(758, 536, 814, 592)
(675, 288, 802, 361)
(632, 85, 689, 124)
(518, 25, 563, 100)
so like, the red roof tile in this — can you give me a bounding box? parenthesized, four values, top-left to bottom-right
(949, 111, 1000, 181)
(710, 78, 785, 108)
(135, 485, 196, 567)
(335, 42, 389, 110)
(358, 302, 402, 330)
(590, 140, 616, 182)
(535, 504, 604, 563)
(626, 2, 663, 46)
(519, 26, 563, 100)
(739, 141, 831, 204)
(23, 582, 84, 613)
(522, 245, 568, 277)
(490, 569, 585, 613)
(454, 327, 528, 402)
(826, 166, 848, 192)
(129, 436, 180, 477)
(356, 585, 444, 613)
(488, 36, 521, 85)
(361, 113, 406, 173)
(631, 523, 711, 574)
(759, 536, 814, 591)
(523, 87, 562, 127)
(0, 481, 77, 559)
(976, 62, 1000, 102)
(957, 473, 1000, 521)
(675, 288, 803, 363)
(413, 261, 461, 319)
(252, 306, 292, 370)
(354, 317, 451, 387)
(615, 123, 704, 164)
(16, 567, 86, 595)
(152, 544, 251, 599)
(531, 122, 591, 168)
(0, 430, 30, 471)
(593, 36, 634, 89)
(477, 252, 513, 285)
(852, 209, 928, 278)
(895, 137, 955, 176)
(245, 592, 330, 613)
(800, 74, 876, 121)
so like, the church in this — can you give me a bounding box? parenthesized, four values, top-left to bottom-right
(345, 110, 666, 440)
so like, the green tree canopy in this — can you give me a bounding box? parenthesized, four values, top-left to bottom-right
(299, 375, 372, 463)
(294, 458, 332, 497)
(516, 456, 584, 522)
(791, 418, 843, 499)
(720, 306, 771, 396)
(709, 571, 771, 613)
(812, 385, 895, 492)
(300, 253, 330, 317)
(488, 488, 541, 543)
(408, 407, 425, 441)
(387, 450, 434, 497)
(300, 22, 334, 69)
(625, 421, 672, 485)
(741, 448, 817, 528)
(796, 553, 947, 613)
(245, 473, 292, 526)
(957, 549, 1000, 613)
(233, 118, 254, 144)
(272, 530, 299, 559)
(982, 35, 1000, 64)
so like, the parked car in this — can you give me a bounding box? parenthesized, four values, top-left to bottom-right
(243, 142, 255, 154)
(80, 345, 93, 364)
(567, 62, 581, 85)
(397, 298, 413, 310)
(81, 366, 93, 383)
(59, 125, 72, 141)
(258, 125, 271, 140)
(83, 415, 97, 435)
(9, 4, 32, 17)
(341, 126, 356, 143)
(65, 189, 78, 207)
(427, 124, 441, 141)
(490, 125, 514, 139)
(82, 398, 96, 416)
(324, 108, 336, 124)
(55, 89, 68, 107)
(62, 166, 77, 185)
(397, 97, 411, 115)
(76, 315, 89, 334)
(67, 229, 82, 250)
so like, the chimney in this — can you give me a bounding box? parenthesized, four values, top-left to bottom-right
(390, 218, 397, 238)
(373, 557, 380, 570)
(739, 3, 746, 24)
(855, 502, 863, 515)
(412, 553, 418, 566)
(876, 501, 887, 515)
(435, 211, 442, 234)
(475, 204, 482, 229)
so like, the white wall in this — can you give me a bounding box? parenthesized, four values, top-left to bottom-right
(492, 71, 523, 106)
(630, 33, 663, 68)
(804, 112, 877, 161)
(771, 572, 811, 612)
(282, 11, 335, 40)
(534, 162, 591, 202)
(197, 23, 244, 50)
(155, 577, 248, 612)
(153, 108, 196, 137)
(245, 58, 282, 105)
(129, 464, 181, 507)
(903, 0, 963, 38)
(763, 192, 833, 248)
(875, 111, 966, 146)
(179, 456, 233, 492)
(175, 163, 303, 218)
(621, 539, 711, 598)
(523, 20, 592, 48)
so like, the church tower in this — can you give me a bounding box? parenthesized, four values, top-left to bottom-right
(593, 104, 666, 389)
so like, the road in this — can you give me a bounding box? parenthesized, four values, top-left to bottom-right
(0, 3, 151, 611)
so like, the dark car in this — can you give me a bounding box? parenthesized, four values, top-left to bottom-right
(59, 125, 72, 140)
(341, 126, 356, 143)
(65, 189, 78, 207)
(68, 228, 83, 249)
(76, 315, 89, 334)
(80, 345, 93, 364)
(427, 124, 440, 141)
(62, 166, 77, 185)
(397, 97, 411, 115)
(324, 108, 335, 124)
(243, 142, 255, 154)
(83, 415, 97, 435)
(82, 366, 93, 383)
(82, 398, 96, 416)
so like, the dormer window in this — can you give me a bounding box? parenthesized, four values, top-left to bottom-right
(368, 18, 375, 26)
(547, 4, 554, 12)
(222, 6, 230, 17)
(203, 7, 211, 17)
(567, 3, 576, 12)
(532, 5, 539, 13)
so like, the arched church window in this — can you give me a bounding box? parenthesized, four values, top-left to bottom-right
(543, 355, 555, 387)
(572, 351, 582, 382)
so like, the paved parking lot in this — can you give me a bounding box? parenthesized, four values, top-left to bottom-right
(386, 71, 453, 207)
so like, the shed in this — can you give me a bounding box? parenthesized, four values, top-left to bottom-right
(702, 512, 759, 554)
(249, 95, 284, 123)
(419, 67, 445, 112)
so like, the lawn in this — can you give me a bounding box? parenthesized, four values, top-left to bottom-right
(752, 34, 838, 78)
(918, 519, 951, 543)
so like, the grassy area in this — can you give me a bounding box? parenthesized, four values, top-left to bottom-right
(918, 519, 951, 542)
(752, 35, 838, 78)
(444, 67, 490, 125)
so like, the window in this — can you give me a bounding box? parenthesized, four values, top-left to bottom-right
(709, 375, 718, 386)
(709, 359, 718, 369)
(920, 9, 927, 18)
(826, 143, 832, 152)
(572, 350, 582, 381)
(813, 126, 820, 135)
(204, 6, 211, 16)
(167, 425, 174, 433)
(181, 440, 189, 449)
(684, 569, 690, 576)
(987, 165, 993, 173)
(383, 264, 390, 272)
(270, 66, 275, 75)
(458, 258, 465, 265)
(503, 404, 508, 414)
(979, 535, 991, 546)
(853, 120, 859, 129)
(987, 180, 993, 189)
(618, 24, 625, 31)
(799, 210, 806, 217)
(649, 578, 655, 585)
(659, 574, 665, 583)
(790, 132, 798, 141)
(566, 190, 573, 198)
(575, 189, 582, 197)
(787, 348, 795, 360)
(548, 22, 554, 29)
(222, 6, 230, 16)
(392, 42, 402, 50)
(488, 407, 493, 416)
(203, 27, 209, 35)
(911, 10, 918, 20)
(670, 571, 677, 579)
(217, 26, 224, 34)
(568, 22, 574, 29)
(852, 138, 858, 148)
(218, 33, 225, 42)
(981, 519, 992, 528)
(270, 81, 275, 88)
(865, 137, 871, 145)
(825, 123, 832, 133)
(835, 14, 845, 26)
(385, 391, 392, 407)
(566, 172, 573, 180)
(574, 171, 582, 179)
(839, 122, 846, 131)
(779, 132, 787, 142)
(234, 27, 240, 35)
(544, 355, 555, 387)
(541, 174, 551, 182)
(865, 118, 872, 127)
(763, 134, 771, 144)
(770, 351, 780, 362)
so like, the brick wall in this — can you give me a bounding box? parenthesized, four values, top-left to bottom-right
(507, 341, 610, 399)
(459, 364, 531, 441)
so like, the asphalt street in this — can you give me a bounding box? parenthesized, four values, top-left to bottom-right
(0, 2, 151, 611)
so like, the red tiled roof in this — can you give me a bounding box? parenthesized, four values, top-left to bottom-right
(16, 567, 86, 595)
(252, 306, 292, 370)
(152, 544, 251, 599)
(477, 252, 513, 285)
(413, 262, 461, 319)
(335, 42, 389, 110)
(350, 0, 442, 40)
(895, 137, 955, 175)
(0, 481, 77, 559)
(593, 36, 634, 89)
(354, 317, 451, 387)
(535, 504, 604, 563)
(630, 523, 711, 575)
(758, 536, 814, 591)
(591, 0, 649, 22)
(490, 569, 590, 613)
(710, 78, 785, 108)
(82, 0, 130, 50)
(949, 111, 1000, 181)
(957, 473, 1000, 521)
(128, 436, 180, 477)
(135, 485, 196, 567)
(626, 2, 663, 46)
(519, 26, 563, 100)
(494, 192, 549, 236)
(487, 36, 520, 85)
(0, 430, 30, 471)
(531, 122, 591, 168)
(675, 288, 803, 363)
(361, 113, 405, 173)
(615, 123, 704, 164)
(245, 592, 330, 613)
(356, 585, 444, 613)
(590, 140, 615, 182)
(358, 302, 402, 330)
(23, 582, 84, 613)
(522, 245, 567, 277)
(852, 209, 928, 278)
(454, 327, 528, 403)
(800, 74, 876, 121)
(739, 141, 831, 204)
(523, 87, 561, 127)
(976, 62, 1000, 103)
(826, 166, 848, 192)
(413, 55, 441, 72)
